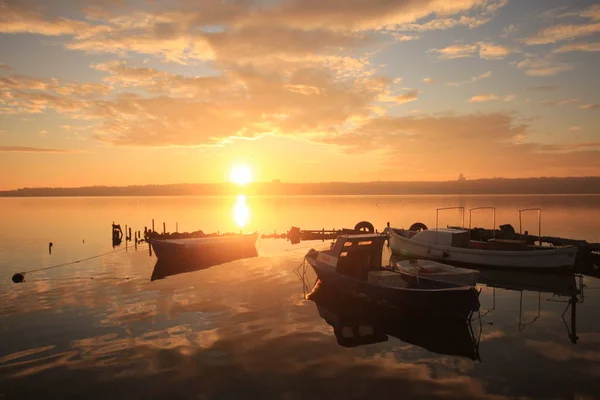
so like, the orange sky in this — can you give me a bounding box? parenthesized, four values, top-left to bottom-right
(1, 0, 599, 190)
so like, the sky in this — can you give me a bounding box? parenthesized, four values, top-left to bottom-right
(0, 0, 599, 190)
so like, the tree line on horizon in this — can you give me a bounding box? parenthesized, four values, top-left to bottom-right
(1, 177, 600, 196)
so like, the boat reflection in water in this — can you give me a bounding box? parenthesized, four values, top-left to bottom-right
(391, 253, 584, 343)
(474, 268, 584, 343)
(306, 279, 481, 360)
(151, 245, 258, 281)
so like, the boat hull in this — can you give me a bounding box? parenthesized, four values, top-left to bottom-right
(150, 232, 259, 264)
(306, 257, 479, 320)
(388, 230, 577, 269)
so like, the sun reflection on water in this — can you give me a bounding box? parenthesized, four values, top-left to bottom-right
(233, 195, 249, 229)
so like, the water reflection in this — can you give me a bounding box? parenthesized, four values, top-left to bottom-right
(151, 246, 259, 281)
(307, 280, 481, 360)
(233, 194, 249, 229)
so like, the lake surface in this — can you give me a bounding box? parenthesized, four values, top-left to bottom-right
(1, 195, 600, 399)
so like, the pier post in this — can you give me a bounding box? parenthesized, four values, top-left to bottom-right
(163, 222, 166, 234)
(152, 219, 155, 232)
(176, 222, 178, 233)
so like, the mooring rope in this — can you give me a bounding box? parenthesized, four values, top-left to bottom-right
(11, 243, 149, 283)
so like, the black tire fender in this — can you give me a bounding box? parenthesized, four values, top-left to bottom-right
(409, 222, 428, 231)
(354, 221, 375, 233)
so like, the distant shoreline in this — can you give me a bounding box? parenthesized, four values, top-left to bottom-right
(2, 177, 600, 196)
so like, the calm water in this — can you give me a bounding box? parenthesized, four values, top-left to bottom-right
(1, 195, 600, 399)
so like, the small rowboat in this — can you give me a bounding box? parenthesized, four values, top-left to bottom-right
(149, 232, 259, 264)
(395, 259, 479, 287)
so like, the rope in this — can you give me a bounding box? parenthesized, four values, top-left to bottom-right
(12, 243, 149, 282)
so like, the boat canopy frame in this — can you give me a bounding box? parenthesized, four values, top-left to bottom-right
(436, 207, 465, 245)
(468, 207, 497, 240)
(519, 208, 542, 246)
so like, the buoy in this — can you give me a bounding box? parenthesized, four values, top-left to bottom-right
(12, 273, 25, 283)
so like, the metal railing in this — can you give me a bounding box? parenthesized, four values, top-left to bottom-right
(518, 208, 542, 246)
(469, 207, 496, 240)
(436, 207, 464, 245)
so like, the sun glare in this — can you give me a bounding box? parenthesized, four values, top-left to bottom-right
(233, 194, 249, 228)
(230, 164, 252, 185)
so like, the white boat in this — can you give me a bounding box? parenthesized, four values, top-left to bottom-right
(385, 207, 578, 269)
(394, 259, 479, 286)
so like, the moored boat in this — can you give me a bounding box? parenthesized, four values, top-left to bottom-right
(385, 207, 578, 269)
(149, 232, 259, 264)
(387, 227, 577, 269)
(304, 233, 480, 320)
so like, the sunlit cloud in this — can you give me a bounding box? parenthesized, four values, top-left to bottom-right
(516, 54, 573, 76)
(468, 93, 498, 102)
(525, 15, 600, 45)
(579, 104, 600, 109)
(430, 44, 478, 59)
(423, 78, 436, 84)
(318, 112, 600, 179)
(394, 89, 419, 104)
(0, 146, 77, 153)
(526, 85, 561, 91)
(477, 42, 514, 59)
(448, 71, 493, 87)
(569, 126, 582, 131)
(541, 98, 580, 106)
(553, 41, 600, 53)
(432, 42, 513, 60)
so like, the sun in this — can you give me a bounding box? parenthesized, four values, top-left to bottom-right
(230, 164, 252, 185)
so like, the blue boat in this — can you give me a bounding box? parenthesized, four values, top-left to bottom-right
(304, 234, 480, 320)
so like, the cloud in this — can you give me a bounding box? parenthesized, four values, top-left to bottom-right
(477, 42, 513, 59)
(516, 55, 573, 76)
(553, 42, 600, 53)
(317, 112, 600, 179)
(559, 5, 600, 21)
(245, 0, 504, 32)
(432, 42, 513, 60)
(0, 146, 76, 153)
(394, 89, 419, 104)
(500, 24, 519, 38)
(468, 93, 498, 102)
(526, 85, 560, 91)
(389, 33, 419, 41)
(524, 23, 600, 45)
(541, 98, 580, 106)
(0, 63, 12, 71)
(392, 0, 508, 32)
(0, 0, 509, 66)
(448, 71, 493, 87)
(569, 126, 582, 131)
(46, 64, 397, 146)
(430, 44, 478, 59)
(503, 94, 517, 102)
(581, 4, 600, 20)
(579, 104, 600, 109)
(423, 78, 436, 84)
(0, 1, 90, 36)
